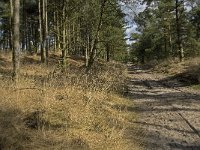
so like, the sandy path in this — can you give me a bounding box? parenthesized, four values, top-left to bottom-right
(125, 64, 200, 150)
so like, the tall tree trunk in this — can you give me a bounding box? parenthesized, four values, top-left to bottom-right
(175, 0, 184, 61)
(22, 0, 26, 51)
(12, 0, 20, 82)
(45, 0, 48, 65)
(106, 43, 110, 62)
(39, 0, 45, 62)
(86, 0, 107, 72)
(61, 0, 67, 67)
(77, 18, 81, 56)
(67, 21, 70, 56)
(27, 24, 31, 51)
(85, 34, 90, 67)
(164, 36, 167, 57)
(40, 0, 46, 63)
(169, 24, 173, 55)
(56, 11, 61, 50)
(53, 11, 57, 51)
(23, 1, 28, 51)
(9, 0, 13, 51)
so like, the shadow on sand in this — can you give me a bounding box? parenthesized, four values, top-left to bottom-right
(122, 64, 200, 150)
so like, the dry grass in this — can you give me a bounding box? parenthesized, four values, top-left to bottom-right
(0, 52, 138, 150)
(152, 57, 200, 75)
(152, 57, 200, 85)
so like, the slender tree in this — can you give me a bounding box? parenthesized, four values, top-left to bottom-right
(0, 0, 128, 70)
(175, 0, 184, 61)
(9, 0, 13, 51)
(86, 0, 108, 71)
(12, 0, 20, 82)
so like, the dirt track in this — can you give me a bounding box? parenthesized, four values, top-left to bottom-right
(125, 64, 200, 150)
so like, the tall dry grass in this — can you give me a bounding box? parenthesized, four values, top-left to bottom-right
(0, 52, 138, 150)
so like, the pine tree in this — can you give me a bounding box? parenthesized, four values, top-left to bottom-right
(12, 0, 20, 82)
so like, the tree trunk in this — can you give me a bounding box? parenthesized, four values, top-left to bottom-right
(175, 0, 184, 61)
(86, 0, 107, 72)
(85, 34, 90, 67)
(9, 0, 13, 51)
(40, 0, 46, 63)
(45, 0, 49, 65)
(12, 0, 20, 82)
(61, 0, 67, 67)
(22, 0, 26, 51)
(106, 43, 110, 62)
(56, 11, 61, 50)
(39, 0, 45, 62)
(53, 11, 57, 51)
(169, 24, 173, 55)
(67, 21, 70, 56)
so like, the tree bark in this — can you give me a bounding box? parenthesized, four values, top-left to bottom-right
(12, 0, 20, 82)
(9, 0, 13, 51)
(56, 11, 61, 50)
(85, 34, 90, 67)
(61, 0, 67, 68)
(39, 0, 45, 62)
(45, 0, 49, 65)
(169, 24, 173, 55)
(22, 0, 26, 51)
(175, 0, 184, 61)
(53, 11, 57, 51)
(106, 43, 110, 62)
(86, 0, 107, 71)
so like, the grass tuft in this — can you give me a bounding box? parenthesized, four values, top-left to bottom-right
(0, 52, 138, 150)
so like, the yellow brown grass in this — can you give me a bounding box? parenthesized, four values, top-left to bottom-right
(0, 52, 138, 150)
(152, 57, 200, 85)
(152, 57, 200, 75)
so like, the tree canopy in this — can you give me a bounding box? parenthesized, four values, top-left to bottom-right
(0, 0, 128, 73)
(130, 0, 200, 63)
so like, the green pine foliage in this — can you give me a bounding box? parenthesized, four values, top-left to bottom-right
(130, 0, 200, 63)
(0, 0, 128, 65)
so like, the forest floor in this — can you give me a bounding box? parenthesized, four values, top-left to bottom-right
(1, 52, 200, 149)
(0, 52, 141, 150)
(125, 63, 200, 150)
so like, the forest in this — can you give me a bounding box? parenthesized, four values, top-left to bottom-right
(0, 0, 200, 149)
(0, 0, 128, 79)
(130, 0, 200, 63)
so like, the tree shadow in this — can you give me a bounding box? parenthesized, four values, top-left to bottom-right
(123, 64, 200, 149)
(125, 126, 200, 150)
(0, 108, 31, 149)
(0, 57, 9, 67)
(127, 65, 152, 75)
(168, 143, 200, 150)
(21, 56, 41, 65)
(160, 73, 199, 88)
(128, 63, 200, 87)
(124, 65, 200, 112)
(114, 89, 200, 149)
(0, 55, 12, 76)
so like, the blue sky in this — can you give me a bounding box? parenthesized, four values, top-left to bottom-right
(120, 1, 145, 45)
(125, 24, 137, 45)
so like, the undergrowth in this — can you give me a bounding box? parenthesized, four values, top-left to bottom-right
(151, 57, 200, 87)
(0, 52, 138, 150)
